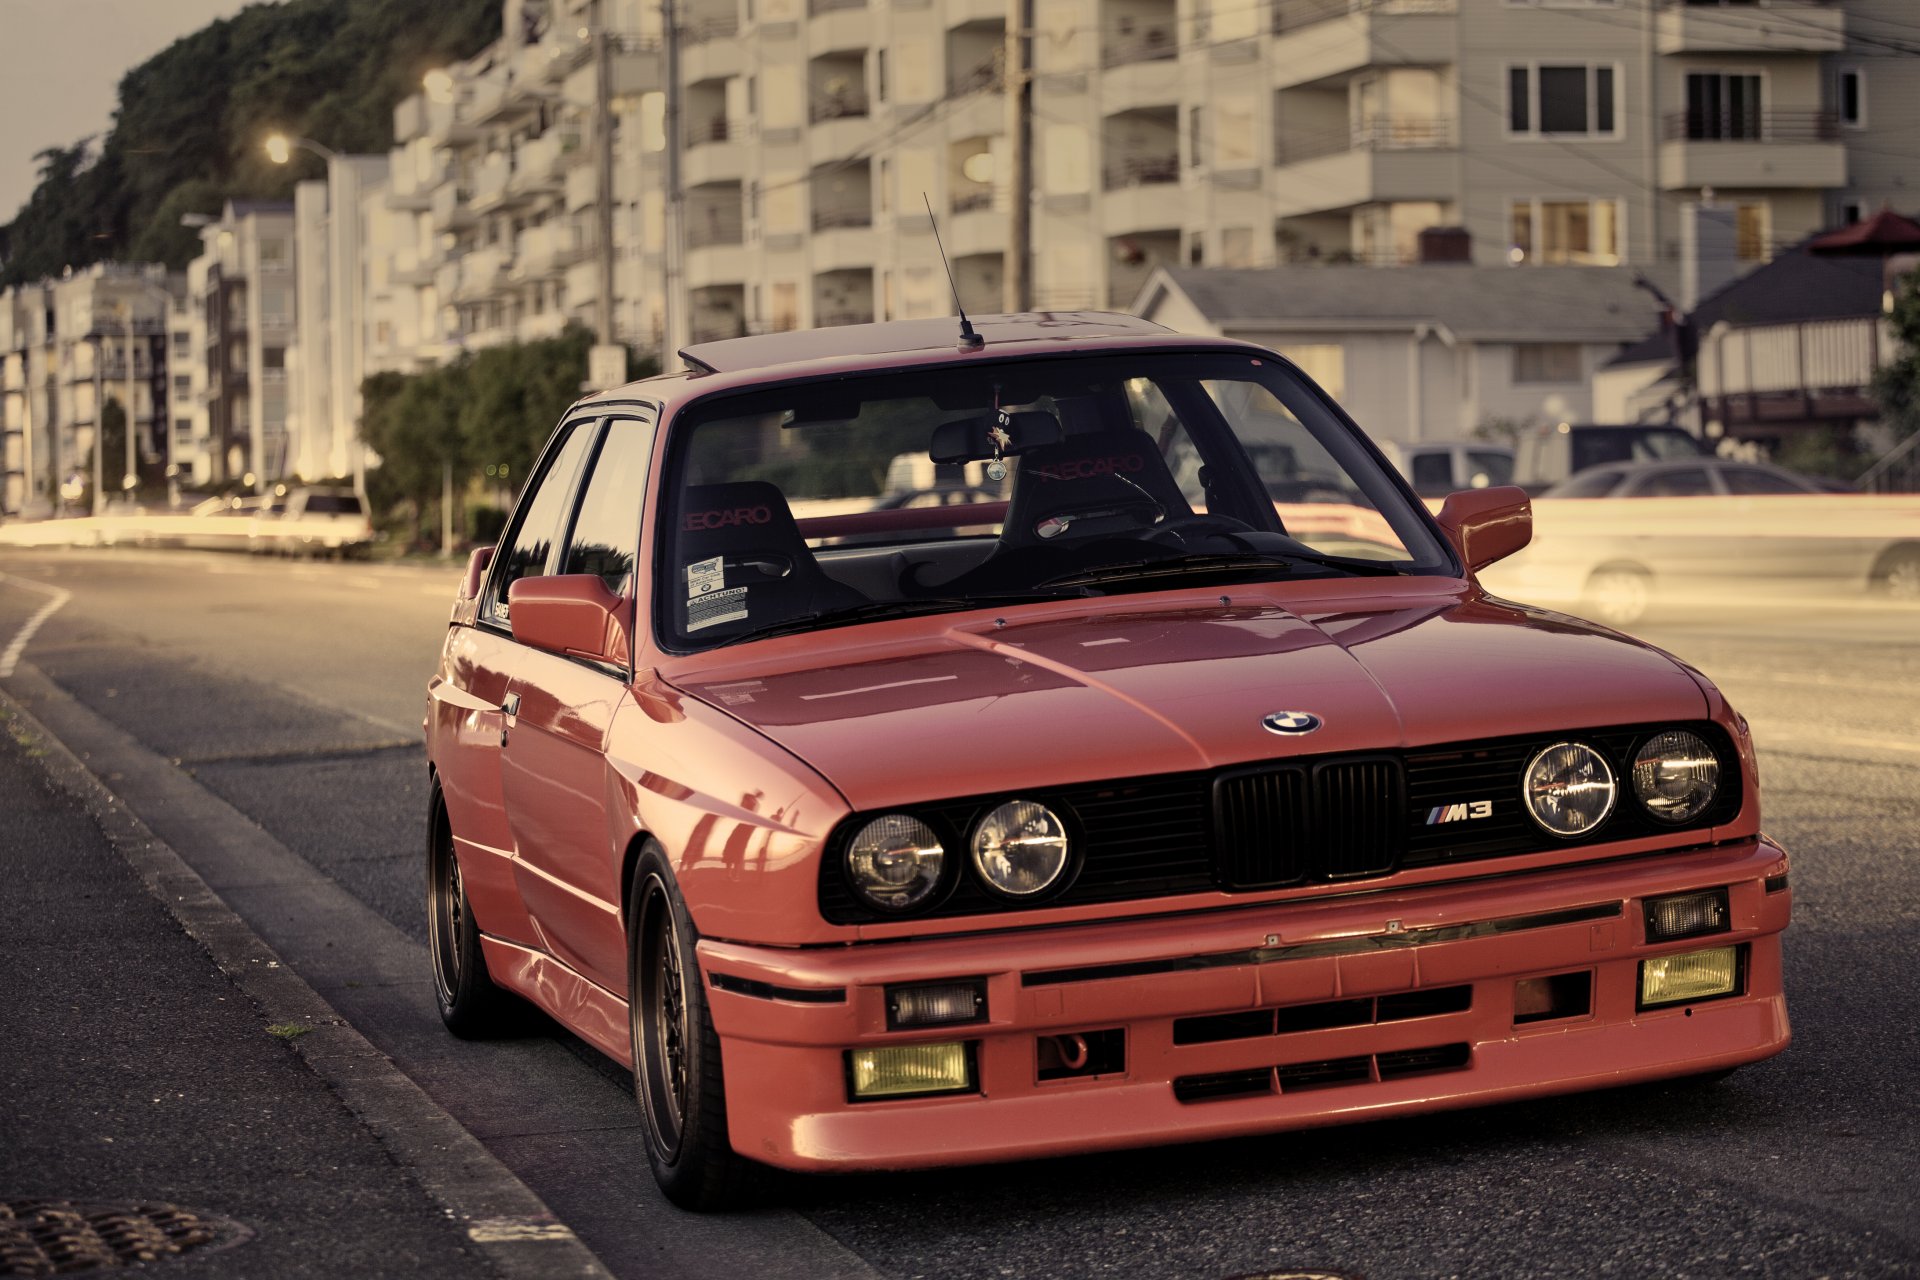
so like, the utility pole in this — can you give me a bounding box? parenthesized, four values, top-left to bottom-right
(124, 300, 138, 500)
(662, 0, 684, 369)
(1003, 0, 1035, 313)
(594, 27, 617, 349)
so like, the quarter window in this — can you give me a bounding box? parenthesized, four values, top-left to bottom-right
(561, 418, 655, 596)
(485, 421, 595, 625)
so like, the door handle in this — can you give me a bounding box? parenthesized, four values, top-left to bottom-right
(500, 692, 520, 747)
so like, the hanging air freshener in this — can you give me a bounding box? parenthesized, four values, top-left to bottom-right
(985, 393, 1012, 482)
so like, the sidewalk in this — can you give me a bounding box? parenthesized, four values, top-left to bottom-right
(0, 708, 492, 1277)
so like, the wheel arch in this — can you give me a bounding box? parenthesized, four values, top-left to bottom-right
(1867, 540, 1920, 583)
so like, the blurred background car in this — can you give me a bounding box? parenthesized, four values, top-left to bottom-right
(1542, 458, 1854, 499)
(1380, 440, 1516, 500)
(258, 486, 374, 557)
(1513, 422, 1706, 493)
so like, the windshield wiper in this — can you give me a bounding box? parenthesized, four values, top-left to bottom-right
(708, 592, 1079, 648)
(1036, 551, 1406, 591)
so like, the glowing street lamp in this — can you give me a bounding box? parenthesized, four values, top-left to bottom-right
(423, 68, 455, 104)
(263, 132, 338, 167)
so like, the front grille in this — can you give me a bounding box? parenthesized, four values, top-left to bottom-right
(1214, 757, 1405, 889)
(1175, 984, 1472, 1045)
(818, 721, 1741, 924)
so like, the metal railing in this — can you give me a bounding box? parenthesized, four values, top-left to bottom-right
(1275, 116, 1457, 165)
(951, 189, 994, 214)
(687, 214, 746, 248)
(948, 60, 1002, 96)
(691, 117, 744, 144)
(810, 92, 870, 122)
(811, 208, 873, 230)
(682, 13, 740, 43)
(1102, 156, 1180, 190)
(1662, 108, 1839, 142)
(1101, 28, 1177, 68)
(1859, 430, 1920, 494)
(808, 0, 865, 13)
(1272, 0, 1452, 35)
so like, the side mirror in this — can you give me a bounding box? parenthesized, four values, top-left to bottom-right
(507, 574, 630, 663)
(457, 545, 494, 601)
(1436, 485, 1531, 573)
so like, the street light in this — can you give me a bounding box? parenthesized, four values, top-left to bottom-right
(423, 68, 455, 104)
(264, 132, 338, 167)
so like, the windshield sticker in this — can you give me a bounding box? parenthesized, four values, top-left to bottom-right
(688, 586, 749, 632)
(686, 555, 725, 599)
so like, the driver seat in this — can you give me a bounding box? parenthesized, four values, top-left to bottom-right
(997, 429, 1193, 549)
(673, 481, 865, 639)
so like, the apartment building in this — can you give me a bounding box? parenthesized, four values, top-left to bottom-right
(355, 0, 1908, 379)
(186, 200, 299, 488)
(0, 265, 178, 517)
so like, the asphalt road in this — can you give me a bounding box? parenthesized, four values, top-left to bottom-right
(2, 547, 1917, 1279)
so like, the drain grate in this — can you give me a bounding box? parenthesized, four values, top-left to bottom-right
(0, 1201, 247, 1276)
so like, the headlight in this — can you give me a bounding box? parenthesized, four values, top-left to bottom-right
(1522, 742, 1616, 837)
(845, 814, 945, 911)
(970, 800, 1071, 898)
(1632, 730, 1720, 824)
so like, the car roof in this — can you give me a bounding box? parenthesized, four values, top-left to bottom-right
(574, 313, 1263, 415)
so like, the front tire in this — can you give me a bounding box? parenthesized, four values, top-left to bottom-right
(1583, 565, 1653, 627)
(426, 781, 526, 1036)
(629, 846, 761, 1210)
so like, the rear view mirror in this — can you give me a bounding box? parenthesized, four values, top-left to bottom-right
(929, 409, 1063, 464)
(1436, 485, 1531, 573)
(507, 575, 630, 664)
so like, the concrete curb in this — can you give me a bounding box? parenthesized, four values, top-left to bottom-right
(0, 678, 617, 1280)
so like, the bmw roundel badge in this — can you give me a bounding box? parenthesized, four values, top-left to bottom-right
(1262, 711, 1322, 735)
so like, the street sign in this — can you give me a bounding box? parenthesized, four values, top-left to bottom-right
(586, 344, 628, 392)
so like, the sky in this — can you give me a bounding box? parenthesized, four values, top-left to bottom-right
(0, 0, 255, 223)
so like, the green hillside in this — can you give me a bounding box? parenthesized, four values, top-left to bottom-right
(0, 0, 499, 286)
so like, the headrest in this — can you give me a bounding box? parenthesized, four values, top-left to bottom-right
(1000, 429, 1193, 547)
(674, 481, 808, 553)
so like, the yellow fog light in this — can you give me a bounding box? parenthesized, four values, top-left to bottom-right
(1639, 946, 1740, 1009)
(847, 1041, 974, 1100)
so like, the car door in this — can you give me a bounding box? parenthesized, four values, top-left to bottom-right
(499, 414, 655, 992)
(435, 418, 597, 946)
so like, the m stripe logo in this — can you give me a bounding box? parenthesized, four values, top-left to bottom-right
(1426, 800, 1494, 824)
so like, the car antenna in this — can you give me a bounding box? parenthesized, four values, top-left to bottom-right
(925, 193, 985, 352)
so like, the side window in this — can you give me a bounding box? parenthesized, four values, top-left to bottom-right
(1632, 468, 1713, 498)
(1408, 452, 1454, 496)
(1723, 467, 1806, 496)
(484, 421, 596, 624)
(561, 418, 656, 595)
(1552, 468, 1622, 498)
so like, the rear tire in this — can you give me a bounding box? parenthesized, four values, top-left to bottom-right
(629, 845, 763, 1210)
(426, 780, 527, 1037)
(1874, 548, 1920, 602)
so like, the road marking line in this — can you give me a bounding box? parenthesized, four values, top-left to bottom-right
(0, 572, 73, 678)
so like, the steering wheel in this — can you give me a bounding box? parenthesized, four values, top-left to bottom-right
(1143, 513, 1257, 549)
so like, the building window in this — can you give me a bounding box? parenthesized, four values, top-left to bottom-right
(173, 374, 191, 395)
(1510, 198, 1622, 265)
(1841, 200, 1864, 226)
(173, 417, 192, 438)
(1684, 72, 1762, 140)
(171, 331, 189, 352)
(1507, 64, 1618, 137)
(1188, 106, 1205, 168)
(1837, 67, 1865, 128)
(1735, 202, 1769, 262)
(258, 237, 289, 269)
(875, 49, 888, 103)
(877, 158, 890, 214)
(1512, 343, 1584, 385)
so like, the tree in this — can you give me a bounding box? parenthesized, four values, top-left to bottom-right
(1871, 265, 1920, 444)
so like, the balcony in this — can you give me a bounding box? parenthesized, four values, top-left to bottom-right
(1268, 0, 1456, 91)
(810, 90, 870, 123)
(509, 134, 565, 198)
(1275, 115, 1456, 165)
(394, 94, 428, 143)
(687, 209, 746, 249)
(1101, 27, 1177, 68)
(431, 183, 476, 231)
(685, 119, 750, 186)
(809, 0, 862, 12)
(951, 189, 994, 214)
(684, 12, 741, 43)
(1658, 109, 1846, 190)
(1657, 0, 1844, 55)
(1102, 155, 1180, 190)
(948, 58, 1001, 97)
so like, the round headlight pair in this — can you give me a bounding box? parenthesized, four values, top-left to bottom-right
(844, 800, 1072, 912)
(1522, 731, 1720, 837)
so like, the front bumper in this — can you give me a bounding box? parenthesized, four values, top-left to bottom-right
(699, 837, 1790, 1172)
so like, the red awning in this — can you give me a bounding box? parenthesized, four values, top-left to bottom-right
(1809, 208, 1920, 255)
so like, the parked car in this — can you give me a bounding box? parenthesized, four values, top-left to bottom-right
(424, 313, 1789, 1209)
(1513, 422, 1706, 493)
(255, 486, 374, 557)
(1379, 440, 1516, 500)
(1485, 461, 1918, 624)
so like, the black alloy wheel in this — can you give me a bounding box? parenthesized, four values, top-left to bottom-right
(628, 845, 763, 1210)
(426, 780, 526, 1036)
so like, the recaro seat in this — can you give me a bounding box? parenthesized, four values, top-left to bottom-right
(998, 428, 1194, 549)
(672, 481, 865, 640)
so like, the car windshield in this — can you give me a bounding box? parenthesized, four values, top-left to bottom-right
(658, 351, 1450, 650)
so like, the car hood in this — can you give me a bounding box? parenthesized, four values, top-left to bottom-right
(667, 583, 1708, 812)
